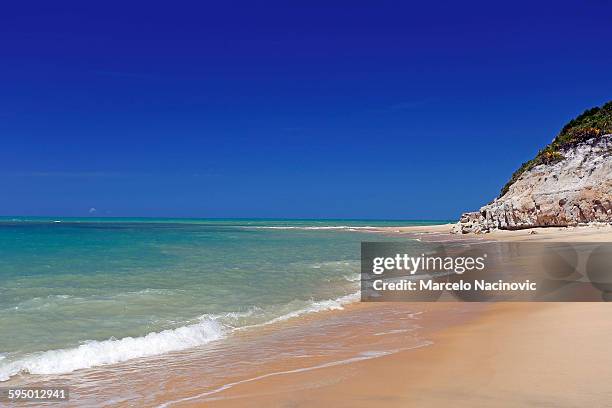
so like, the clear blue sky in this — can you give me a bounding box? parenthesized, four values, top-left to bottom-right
(1, 1, 611, 219)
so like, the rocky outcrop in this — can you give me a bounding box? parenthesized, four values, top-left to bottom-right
(453, 134, 612, 233)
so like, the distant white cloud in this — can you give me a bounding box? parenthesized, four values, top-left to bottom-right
(89, 207, 97, 214)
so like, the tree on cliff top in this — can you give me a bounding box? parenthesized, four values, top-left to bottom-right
(499, 101, 612, 198)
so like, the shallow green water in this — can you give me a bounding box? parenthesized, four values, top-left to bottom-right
(0, 218, 444, 380)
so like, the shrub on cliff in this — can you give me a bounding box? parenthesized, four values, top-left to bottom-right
(499, 101, 612, 198)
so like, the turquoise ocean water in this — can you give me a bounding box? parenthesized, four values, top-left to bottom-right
(0, 217, 446, 381)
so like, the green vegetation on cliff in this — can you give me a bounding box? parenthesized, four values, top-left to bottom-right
(499, 101, 612, 198)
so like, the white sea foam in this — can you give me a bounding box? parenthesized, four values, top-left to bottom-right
(157, 344, 436, 407)
(373, 328, 411, 336)
(310, 260, 359, 270)
(343, 274, 361, 282)
(266, 292, 359, 325)
(0, 320, 225, 381)
(0, 292, 361, 382)
(241, 225, 377, 231)
(157, 351, 393, 407)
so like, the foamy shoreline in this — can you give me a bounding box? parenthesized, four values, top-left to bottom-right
(6, 223, 612, 407)
(368, 222, 612, 242)
(196, 302, 612, 408)
(151, 223, 612, 407)
(0, 291, 363, 383)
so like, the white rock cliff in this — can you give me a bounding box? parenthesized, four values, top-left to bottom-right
(454, 134, 612, 233)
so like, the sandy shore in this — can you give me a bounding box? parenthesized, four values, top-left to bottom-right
(163, 224, 612, 408)
(186, 302, 612, 408)
(9, 224, 611, 407)
(372, 222, 612, 242)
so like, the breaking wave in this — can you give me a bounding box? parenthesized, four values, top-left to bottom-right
(0, 293, 360, 382)
(0, 320, 224, 381)
(241, 225, 378, 231)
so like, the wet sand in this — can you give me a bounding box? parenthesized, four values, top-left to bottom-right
(153, 302, 487, 408)
(186, 302, 612, 408)
(7, 224, 612, 407)
(158, 224, 612, 407)
(5, 301, 484, 407)
(372, 223, 612, 242)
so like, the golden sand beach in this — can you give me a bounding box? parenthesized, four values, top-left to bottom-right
(149, 225, 612, 407)
(7, 225, 611, 407)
